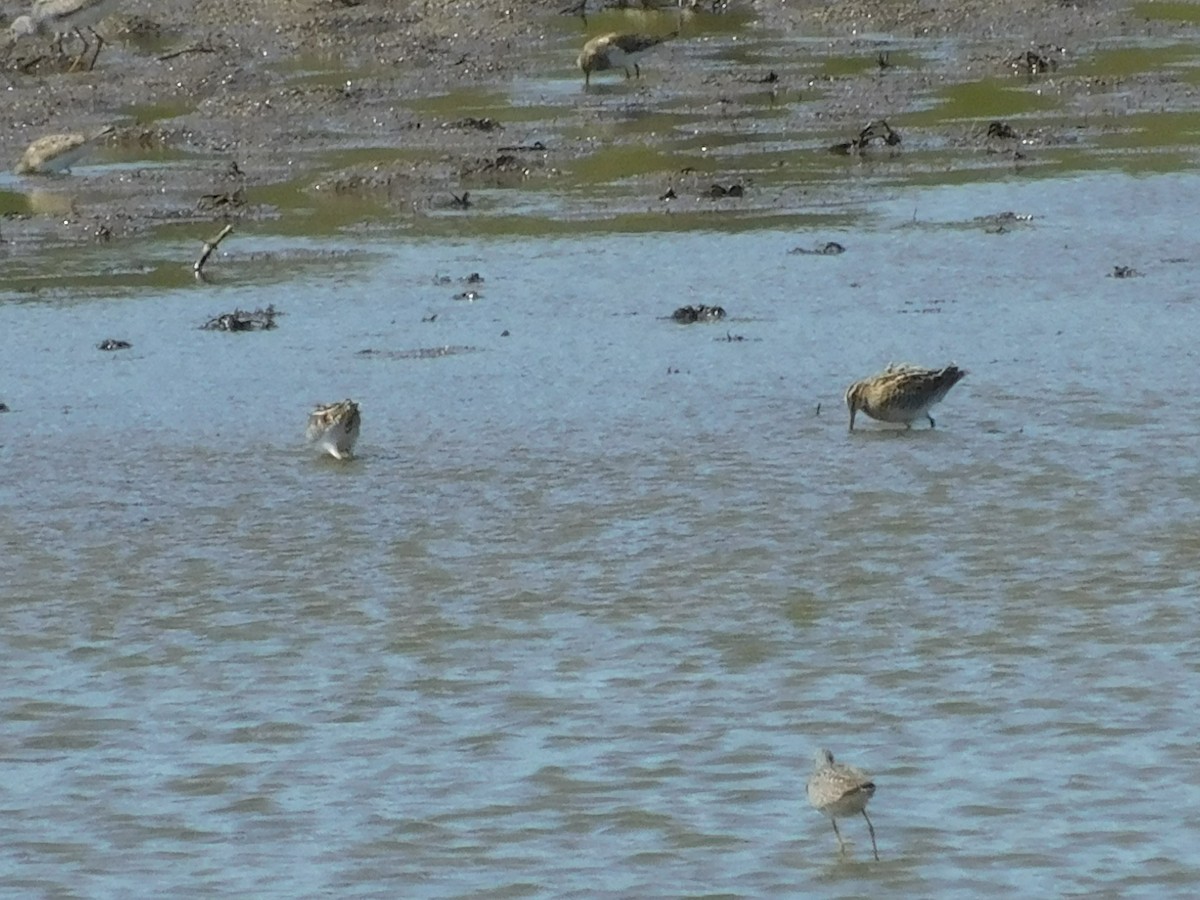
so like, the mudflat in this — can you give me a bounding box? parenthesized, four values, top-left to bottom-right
(1, 0, 1196, 246)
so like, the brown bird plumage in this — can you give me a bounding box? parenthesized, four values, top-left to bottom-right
(14, 125, 114, 175)
(844, 362, 967, 431)
(577, 31, 672, 85)
(807, 748, 879, 860)
(306, 399, 361, 460)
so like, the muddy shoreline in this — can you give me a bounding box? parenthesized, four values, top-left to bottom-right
(1, 0, 1197, 251)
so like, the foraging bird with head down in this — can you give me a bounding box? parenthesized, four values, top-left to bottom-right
(844, 362, 967, 432)
(306, 399, 361, 460)
(807, 748, 879, 860)
(577, 31, 673, 85)
(14, 124, 114, 175)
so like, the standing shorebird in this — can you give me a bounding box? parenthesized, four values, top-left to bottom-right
(577, 32, 673, 85)
(844, 362, 967, 432)
(306, 399, 361, 460)
(14, 125, 115, 175)
(8, 0, 122, 71)
(807, 748, 879, 860)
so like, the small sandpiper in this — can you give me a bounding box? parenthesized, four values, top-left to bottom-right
(306, 399, 361, 460)
(14, 125, 115, 175)
(807, 748, 879, 860)
(8, 0, 122, 71)
(844, 362, 967, 431)
(577, 32, 673, 86)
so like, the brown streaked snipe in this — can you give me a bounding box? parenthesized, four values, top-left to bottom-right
(306, 399, 361, 460)
(807, 748, 879, 860)
(577, 31, 672, 85)
(14, 125, 114, 175)
(844, 362, 967, 432)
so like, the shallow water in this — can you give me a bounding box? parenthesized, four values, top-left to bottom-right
(3, 169, 1200, 896)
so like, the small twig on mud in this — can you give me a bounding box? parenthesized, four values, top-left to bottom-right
(560, 0, 588, 23)
(194, 224, 234, 279)
(18, 54, 47, 73)
(158, 44, 215, 62)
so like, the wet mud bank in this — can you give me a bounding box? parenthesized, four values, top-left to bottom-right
(1, 0, 1198, 256)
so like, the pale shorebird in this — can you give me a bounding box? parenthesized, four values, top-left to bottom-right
(306, 399, 361, 460)
(577, 31, 673, 85)
(8, 0, 122, 71)
(844, 362, 967, 432)
(14, 125, 114, 174)
(807, 748, 879, 860)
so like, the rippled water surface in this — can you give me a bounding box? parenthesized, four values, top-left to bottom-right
(4, 172, 1200, 897)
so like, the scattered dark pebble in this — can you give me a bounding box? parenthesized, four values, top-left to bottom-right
(0, 402, 9, 413)
(987, 121, 1019, 139)
(1109, 265, 1141, 278)
(97, 339, 132, 351)
(708, 183, 744, 198)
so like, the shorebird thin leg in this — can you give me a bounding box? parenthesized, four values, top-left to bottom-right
(862, 809, 879, 860)
(635, 62, 642, 79)
(87, 28, 104, 70)
(928, 414, 936, 428)
(831, 818, 846, 853)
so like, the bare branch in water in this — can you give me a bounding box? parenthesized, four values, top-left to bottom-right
(194, 224, 234, 280)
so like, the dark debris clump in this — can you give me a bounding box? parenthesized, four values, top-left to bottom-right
(672, 304, 726, 323)
(202, 305, 279, 331)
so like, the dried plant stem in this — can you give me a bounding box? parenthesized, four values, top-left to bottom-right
(194, 224, 234, 278)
